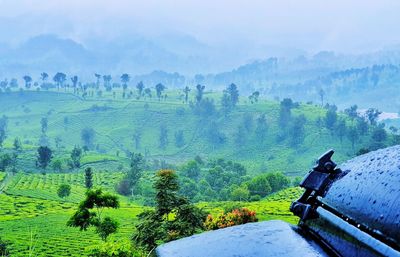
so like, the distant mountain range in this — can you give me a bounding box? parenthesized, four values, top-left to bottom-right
(1, 34, 400, 112)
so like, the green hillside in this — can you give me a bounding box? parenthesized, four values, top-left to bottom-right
(0, 89, 396, 256)
(0, 90, 390, 176)
(0, 168, 302, 256)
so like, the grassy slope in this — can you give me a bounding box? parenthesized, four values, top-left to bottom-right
(0, 90, 383, 256)
(0, 90, 372, 176)
(0, 171, 301, 256)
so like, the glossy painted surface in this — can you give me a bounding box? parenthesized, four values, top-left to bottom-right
(156, 220, 329, 257)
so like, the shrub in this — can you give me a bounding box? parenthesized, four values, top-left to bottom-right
(86, 240, 143, 257)
(204, 208, 258, 230)
(0, 237, 10, 257)
(249, 195, 261, 201)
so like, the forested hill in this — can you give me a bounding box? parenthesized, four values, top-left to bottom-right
(0, 88, 397, 176)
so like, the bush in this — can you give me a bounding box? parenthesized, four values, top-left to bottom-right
(86, 240, 141, 257)
(249, 195, 261, 202)
(0, 237, 10, 257)
(204, 208, 258, 230)
(116, 179, 131, 196)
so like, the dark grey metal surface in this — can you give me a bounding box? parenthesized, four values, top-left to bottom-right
(156, 220, 329, 257)
(320, 145, 400, 247)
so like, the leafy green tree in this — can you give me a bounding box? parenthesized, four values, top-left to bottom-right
(336, 118, 347, 143)
(356, 117, 369, 136)
(159, 125, 168, 150)
(347, 125, 360, 151)
(230, 185, 250, 201)
(94, 73, 101, 88)
(0, 154, 12, 172)
(71, 75, 79, 93)
(70, 146, 82, 168)
(234, 125, 247, 146)
(289, 115, 307, 146)
(278, 98, 293, 128)
(255, 114, 268, 142)
(183, 86, 191, 104)
(371, 127, 387, 143)
(96, 217, 118, 242)
(133, 169, 206, 250)
(40, 72, 49, 83)
(265, 172, 290, 192)
(195, 84, 205, 103)
(136, 81, 144, 98)
(247, 175, 272, 197)
(221, 84, 239, 114)
(0, 237, 10, 257)
(120, 73, 130, 92)
(365, 108, 382, 126)
(103, 75, 112, 91)
(37, 146, 52, 170)
(144, 88, 152, 99)
(344, 105, 358, 120)
(57, 184, 71, 199)
(13, 137, 22, 151)
(248, 91, 260, 104)
(53, 72, 67, 90)
(52, 159, 63, 172)
(174, 130, 185, 148)
(325, 109, 337, 134)
(81, 128, 95, 149)
(85, 167, 93, 189)
(155, 83, 166, 101)
(179, 177, 198, 199)
(127, 153, 144, 195)
(193, 98, 216, 118)
(242, 113, 253, 132)
(0, 116, 8, 148)
(182, 160, 200, 180)
(67, 189, 119, 241)
(23, 75, 32, 89)
(40, 117, 48, 134)
(154, 170, 181, 217)
(226, 83, 239, 107)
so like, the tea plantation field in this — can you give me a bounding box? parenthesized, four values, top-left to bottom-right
(0, 170, 302, 256)
(0, 90, 373, 175)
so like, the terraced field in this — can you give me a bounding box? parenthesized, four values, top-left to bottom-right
(0, 169, 302, 256)
(0, 90, 375, 175)
(4, 172, 124, 202)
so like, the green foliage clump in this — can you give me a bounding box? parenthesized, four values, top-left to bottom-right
(133, 169, 206, 250)
(86, 240, 136, 257)
(0, 237, 10, 257)
(37, 146, 52, 170)
(57, 184, 71, 199)
(68, 189, 120, 241)
(117, 153, 144, 196)
(85, 167, 93, 189)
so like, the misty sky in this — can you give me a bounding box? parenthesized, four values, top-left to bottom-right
(1, 0, 400, 53)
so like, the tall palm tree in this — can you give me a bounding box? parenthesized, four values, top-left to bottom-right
(103, 75, 112, 92)
(155, 83, 165, 101)
(94, 73, 101, 89)
(71, 76, 79, 94)
(136, 81, 144, 99)
(183, 86, 191, 104)
(120, 74, 130, 92)
(53, 72, 67, 91)
(22, 75, 32, 89)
